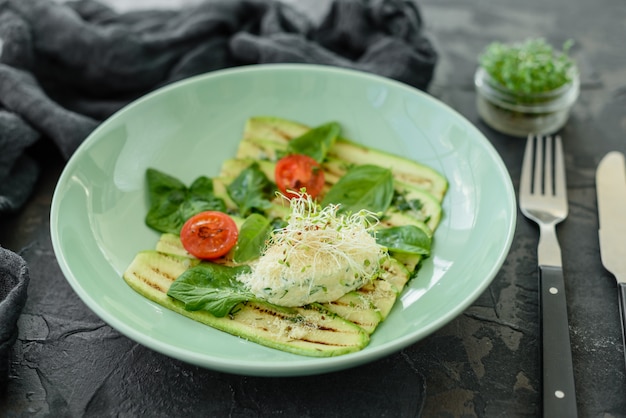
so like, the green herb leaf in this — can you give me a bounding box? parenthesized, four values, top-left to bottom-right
(180, 176, 228, 221)
(270, 217, 288, 230)
(392, 190, 424, 213)
(287, 122, 340, 163)
(145, 169, 226, 234)
(167, 263, 253, 317)
(375, 225, 431, 256)
(233, 213, 272, 263)
(227, 162, 275, 217)
(321, 165, 394, 214)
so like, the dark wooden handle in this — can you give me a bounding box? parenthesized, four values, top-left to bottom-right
(539, 265, 578, 417)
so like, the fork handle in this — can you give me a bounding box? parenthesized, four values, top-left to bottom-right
(539, 265, 578, 417)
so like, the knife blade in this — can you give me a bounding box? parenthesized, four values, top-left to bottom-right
(596, 151, 626, 366)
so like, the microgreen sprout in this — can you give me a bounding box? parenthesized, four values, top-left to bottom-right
(237, 191, 385, 306)
(271, 191, 381, 261)
(479, 38, 575, 94)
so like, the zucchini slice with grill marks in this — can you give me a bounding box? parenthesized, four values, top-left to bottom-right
(123, 251, 370, 357)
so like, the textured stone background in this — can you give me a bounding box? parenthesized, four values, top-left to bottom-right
(2, 0, 626, 416)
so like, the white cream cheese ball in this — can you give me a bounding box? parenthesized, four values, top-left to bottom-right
(237, 195, 385, 307)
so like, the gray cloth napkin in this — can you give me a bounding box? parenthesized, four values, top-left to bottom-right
(0, 0, 437, 388)
(0, 246, 29, 390)
(0, 0, 437, 213)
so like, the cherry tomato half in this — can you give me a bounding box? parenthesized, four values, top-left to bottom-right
(180, 211, 238, 259)
(274, 154, 325, 199)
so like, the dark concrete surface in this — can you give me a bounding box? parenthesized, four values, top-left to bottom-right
(2, 0, 626, 416)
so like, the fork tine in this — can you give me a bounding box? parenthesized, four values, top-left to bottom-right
(554, 135, 567, 198)
(533, 135, 544, 195)
(544, 135, 553, 196)
(520, 134, 534, 197)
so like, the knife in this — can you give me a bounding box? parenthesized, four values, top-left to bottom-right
(596, 151, 626, 366)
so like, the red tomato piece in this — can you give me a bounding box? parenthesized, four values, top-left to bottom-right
(274, 154, 325, 199)
(180, 211, 238, 259)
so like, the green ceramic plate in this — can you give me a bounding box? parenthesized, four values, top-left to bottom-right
(50, 64, 516, 376)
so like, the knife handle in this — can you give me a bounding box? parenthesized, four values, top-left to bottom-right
(539, 265, 578, 418)
(617, 282, 626, 362)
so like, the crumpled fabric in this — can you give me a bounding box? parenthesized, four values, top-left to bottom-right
(0, 246, 29, 391)
(0, 0, 437, 213)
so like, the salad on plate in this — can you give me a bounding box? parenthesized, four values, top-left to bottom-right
(122, 116, 448, 357)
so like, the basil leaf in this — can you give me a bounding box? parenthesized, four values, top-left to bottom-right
(147, 168, 186, 203)
(167, 263, 253, 317)
(227, 162, 275, 217)
(392, 190, 424, 212)
(321, 165, 394, 214)
(287, 122, 340, 163)
(145, 188, 186, 234)
(145, 169, 226, 234)
(233, 214, 272, 263)
(270, 217, 288, 230)
(180, 176, 227, 221)
(375, 225, 431, 255)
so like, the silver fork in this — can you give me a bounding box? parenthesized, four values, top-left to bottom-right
(519, 134, 578, 417)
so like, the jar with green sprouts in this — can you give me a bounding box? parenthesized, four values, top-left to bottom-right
(474, 38, 579, 137)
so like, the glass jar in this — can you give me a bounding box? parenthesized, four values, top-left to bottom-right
(474, 66, 580, 137)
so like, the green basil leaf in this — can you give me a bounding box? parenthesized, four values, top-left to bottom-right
(287, 122, 340, 162)
(145, 168, 187, 234)
(321, 165, 394, 214)
(270, 217, 288, 230)
(146, 168, 186, 203)
(375, 225, 431, 255)
(167, 263, 253, 317)
(145, 169, 226, 234)
(180, 176, 227, 221)
(227, 162, 275, 217)
(233, 214, 272, 263)
(145, 195, 185, 234)
(392, 190, 424, 212)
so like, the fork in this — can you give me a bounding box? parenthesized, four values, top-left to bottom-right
(519, 134, 578, 417)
